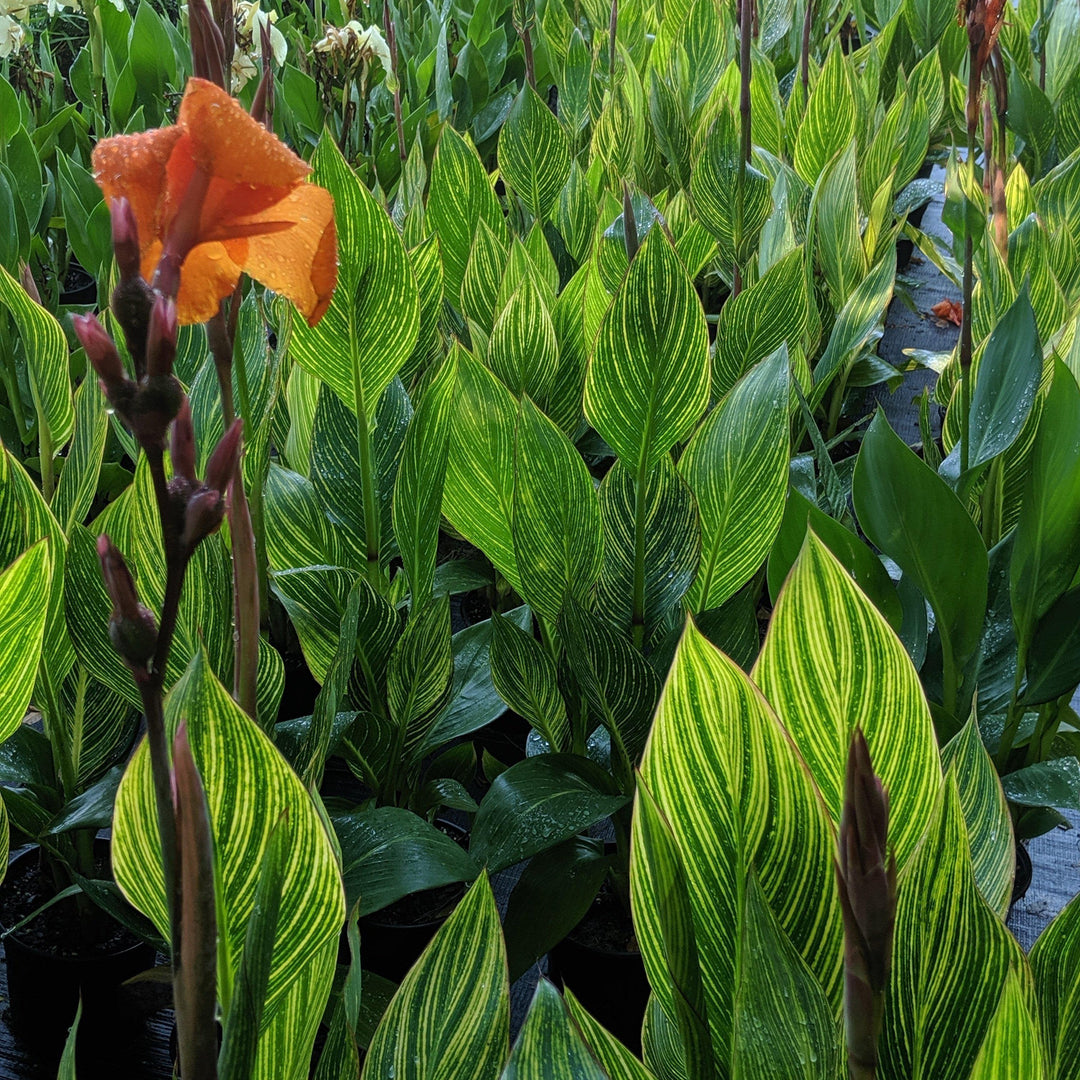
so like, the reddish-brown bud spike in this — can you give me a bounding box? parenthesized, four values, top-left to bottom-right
(189, 0, 228, 90)
(73, 314, 129, 393)
(250, 17, 276, 131)
(110, 197, 143, 282)
(146, 296, 178, 378)
(18, 262, 41, 306)
(97, 534, 158, 674)
(181, 489, 224, 551)
(171, 397, 197, 483)
(204, 418, 243, 495)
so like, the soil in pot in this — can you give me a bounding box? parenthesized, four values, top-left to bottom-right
(357, 819, 470, 982)
(0, 847, 156, 1058)
(358, 880, 467, 983)
(549, 887, 649, 1054)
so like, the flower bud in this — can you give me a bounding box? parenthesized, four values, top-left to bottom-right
(129, 375, 186, 450)
(98, 534, 158, 676)
(189, 0, 228, 90)
(171, 398, 197, 484)
(204, 418, 243, 496)
(182, 488, 224, 550)
(837, 727, 896, 1080)
(73, 314, 130, 396)
(110, 197, 142, 283)
(146, 296, 178, 379)
(110, 276, 156, 377)
(18, 262, 41, 306)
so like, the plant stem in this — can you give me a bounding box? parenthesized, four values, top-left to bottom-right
(997, 638, 1029, 771)
(959, 48, 979, 478)
(801, 0, 814, 98)
(142, 448, 192, 946)
(631, 461, 648, 652)
(210, 308, 261, 721)
(384, 0, 407, 162)
(734, 0, 753, 297)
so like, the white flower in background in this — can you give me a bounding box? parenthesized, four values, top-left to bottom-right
(45, 0, 125, 14)
(236, 0, 286, 65)
(313, 20, 394, 88)
(230, 48, 257, 90)
(0, 12, 28, 56)
(0, 0, 31, 18)
(230, 0, 286, 90)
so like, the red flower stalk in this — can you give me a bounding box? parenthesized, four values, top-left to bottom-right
(837, 728, 897, 1080)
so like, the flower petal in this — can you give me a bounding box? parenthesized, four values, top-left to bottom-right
(233, 184, 338, 326)
(166, 240, 244, 325)
(92, 126, 185, 258)
(177, 76, 310, 187)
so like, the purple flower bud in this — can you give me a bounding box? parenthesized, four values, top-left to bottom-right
(18, 262, 41, 306)
(110, 197, 142, 283)
(204, 418, 243, 496)
(73, 314, 130, 395)
(182, 489, 224, 550)
(97, 534, 158, 675)
(146, 296, 178, 379)
(189, 0, 228, 90)
(171, 398, 197, 484)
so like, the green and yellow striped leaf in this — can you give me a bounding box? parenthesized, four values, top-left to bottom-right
(1030, 888, 1080, 1079)
(880, 770, 1033, 1080)
(362, 873, 509, 1080)
(559, 596, 661, 770)
(597, 457, 700, 644)
(584, 228, 710, 477)
(634, 778, 713, 1080)
(680, 345, 790, 612)
(631, 620, 843, 1078)
(793, 46, 856, 186)
(444, 352, 522, 591)
(690, 103, 772, 263)
(462, 220, 509, 335)
(968, 970, 1047, 1080)
(51, 376, 107, 535)
(428, 125, 508, 303)
(713, 247, 807, 397)
(112, 651, 344, 1073)
(498, 85, 573, 221)
(311, 379, 411, 571)
(565, 988, 656, 1080)
(403, 234, 445, 385)
(291, 134, 419, 419)
(503, 980, 606, 1080)
(269, 566, 359, 684)
(490, 612, 568, 751)
(394, 355, 457, 603)
(512, 397, 603, 623)
(753, 532, 941, 870)
(0, 263, 74, 453)
(816, 140, 866, 307)
(941, 715, 1015, 918)
(731, 872, 841, 1080)
(810, 255, 895, 407)
(263, 464, 339, 571)
(0, 542, 50, 743)
(388, 594, 454, 762)
(0, 441, 71, 685)
(489, 273, 559, 401)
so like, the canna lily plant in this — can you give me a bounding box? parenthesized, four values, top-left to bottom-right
(69, 34, 348, 1076)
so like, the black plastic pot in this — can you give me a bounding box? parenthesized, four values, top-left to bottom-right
(1011, 842, 1033, 910)
(549, 898, 650, 1053)
(0, 848, 155, 1050)
(357, 821, 470, 982)
(59, 261, 97, 306)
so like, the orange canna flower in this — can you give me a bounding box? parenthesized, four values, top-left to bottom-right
(91, 77, 337, 327)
